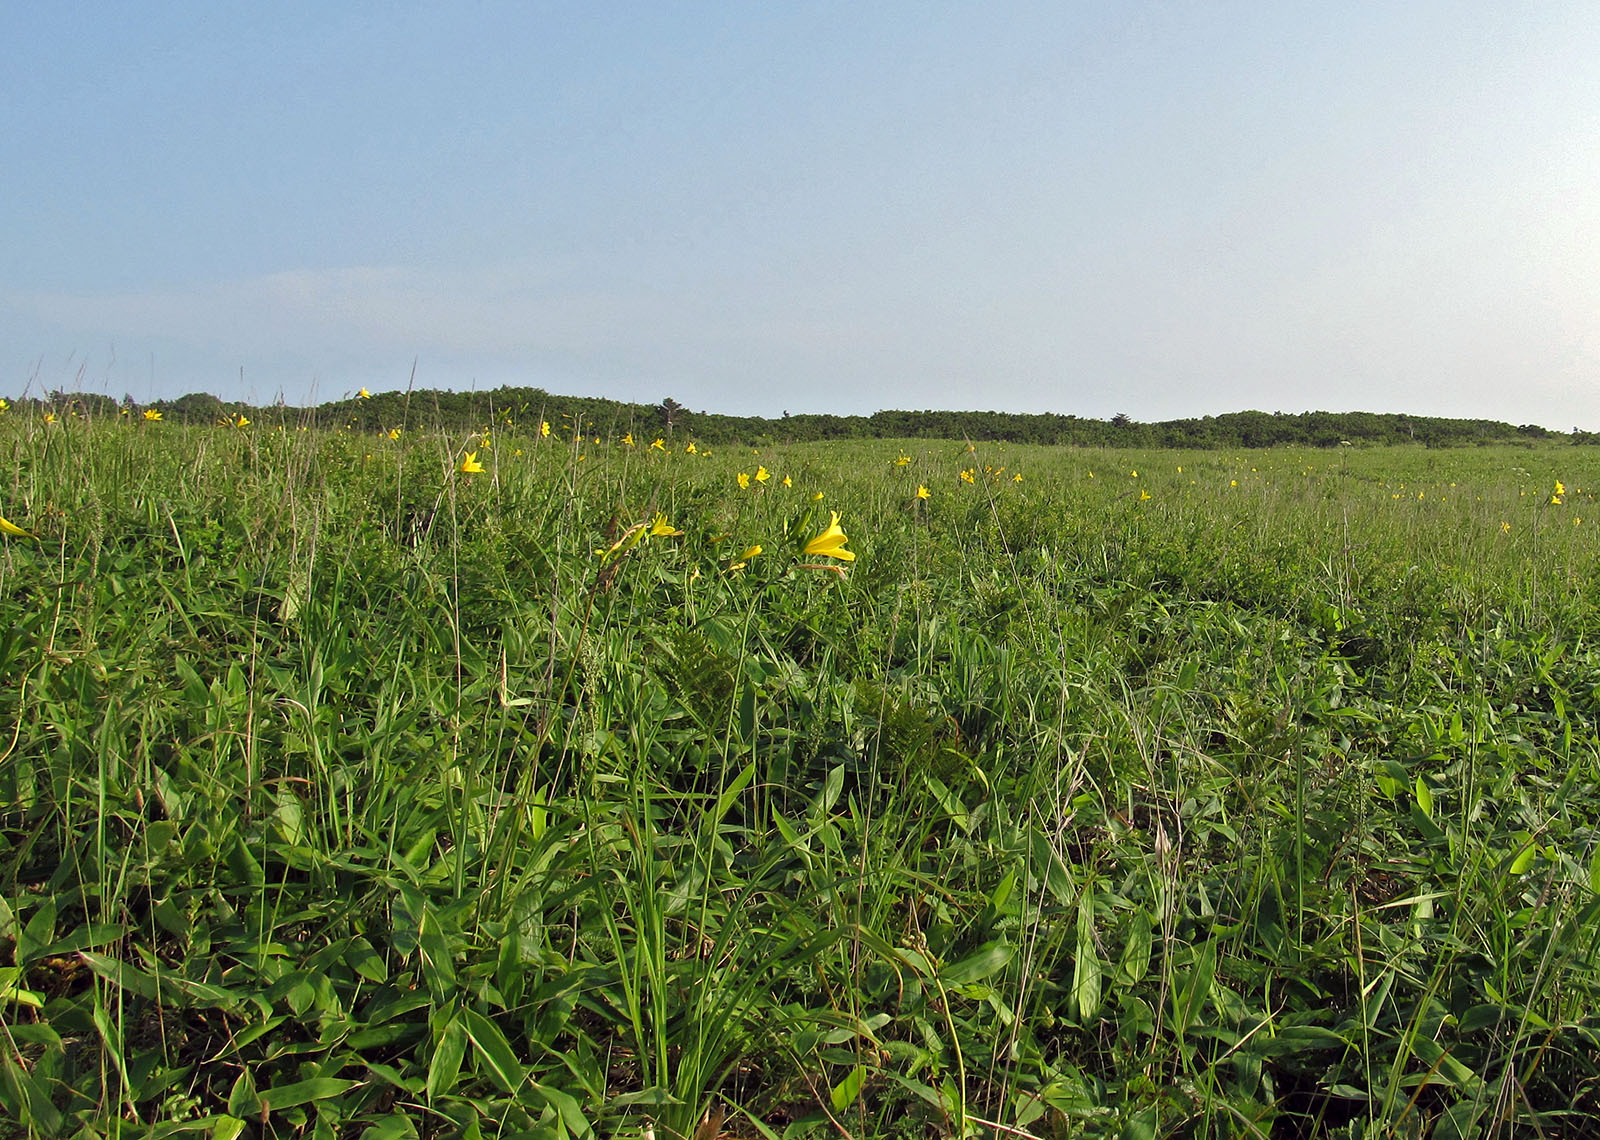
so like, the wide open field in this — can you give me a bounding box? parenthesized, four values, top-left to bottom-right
(4, 418, 1600, 1138)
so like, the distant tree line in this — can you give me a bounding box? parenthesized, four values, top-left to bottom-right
(5, 386, 1587, 448)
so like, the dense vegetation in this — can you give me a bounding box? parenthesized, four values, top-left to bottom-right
(4, 409, 1600, 1138)
(8, 386, 1590, 449)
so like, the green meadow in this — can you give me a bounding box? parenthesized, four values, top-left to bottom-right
(5, 415, 1600, 1139)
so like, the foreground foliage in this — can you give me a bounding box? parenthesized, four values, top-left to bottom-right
(3, 418, 1600, 1138)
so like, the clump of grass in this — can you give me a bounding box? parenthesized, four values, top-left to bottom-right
(3, 420, 1600, 1137)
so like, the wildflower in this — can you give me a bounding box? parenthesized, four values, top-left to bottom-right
(895, 455, 911, 466)
(916, 485, 931, 500)
(1230, 480, 1238, 487)
(1130, 470, 1138, 478)
(0, 515, 34, 539)
(728, 544, 762, 571)
(0, 399, 8, 412)
(781, 475, 792, 487)
(44, 412, 58, 424)
(1551, 494, 1564, 505)
(1556, 480, 1566, 496)
(460, 451, 485, 474)
(388, 428, 402, 440)
(755, 466, 771, 483)
(686, 442, 697, 454)
(358, 388, 370, 399)
(811, 491, 824, 501)
(541, 421, 551, 437)
(1139, 490, 1152, 501)
(960, 469, 975, 484)
(233, 414, 250, 428)
(804, 512, 855, 562)
(737, 472, 751, 489)
(1012, 473, 1023, 483)
(649, 513, 684, 537)
(596, 522, 649, 561)
(1501, 521, 1511, 534)
(622, 433, 635, 446)
(143, 409, 162, 421)
(650, 438, 666, 451)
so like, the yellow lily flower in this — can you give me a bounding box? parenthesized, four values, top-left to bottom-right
(895, 455, 911, 466)
(804, 512, 855, 562)
(541, 421, 551, 437)
(649, 513, 684, 537)
(737, 472, 751, 489)
(755, 466, 770, 483)
(460, 451, 485, 474)
(358, 388, 370, 399)
(622, 432, 635, 446)
(781, 475, 792, 487)
(960, 469, 975, 484)
(233, 414, 250, 428)
(916, 485, 930, 500)
(0, 515, 34, 539)
(143, 409, 162, 421)
(44, 412, 58, 424)
(650, 438, 666, 451)
(686, 441, 697, 454)
(388, 428, 402, 440)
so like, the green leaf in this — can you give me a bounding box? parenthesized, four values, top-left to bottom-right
(1116, 910, 1154, 988)
(1072, 892, 1102, 1021)
(830, 1064, 867, 1112)
(712, 760, 756, 825)
(938, 939, 1013, 985)
(258, 1077, 359, 1110)
(461, 1007, 525, 1095)
(427, 1011, 467, 1102)
(1414, 774, 1434, 819)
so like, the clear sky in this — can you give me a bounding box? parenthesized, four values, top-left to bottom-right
(6, 3, 1600, 426)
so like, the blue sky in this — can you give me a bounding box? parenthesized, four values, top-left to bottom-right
(5, 3, 1600, 426)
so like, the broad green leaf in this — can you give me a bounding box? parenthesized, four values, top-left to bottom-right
(461, 1007, 525, 1095)
(938, 939, 1014, 985)
(1414, 775, 1433, 819)
(1072, 892, 1102, 1020)
(257, 1077, 359, 1110)
(427, 1011, 466, 1102)
(830, 1064, 867, 1113)
(1116, 910, 1153, 988)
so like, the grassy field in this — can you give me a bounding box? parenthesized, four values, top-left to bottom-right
(4, 413, 1600, 1139)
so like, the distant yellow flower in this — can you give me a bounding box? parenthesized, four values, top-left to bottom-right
(1012, 473, 1023, 483)
(1555, 480, 1566, 496)
(781, 475, 792, 487)
(0, 398, 8, 412)
(143, 408, 162, 421)
(622, 432, 635, 446)
(233, 414, 250, 428)
(895, 455, 911, 466)
(804, 512, 855, 562)
(960, 469, 975, 484)
(649, 513, 684, 537)
(1139, 490, 1152, 501)
(357, 388, 370, 399)
(1551, 494, 1564, 505)
(737, 472, 751, 489)
(0, 515, 34, 539)
(686, 441, 697, 454)
(1130, 470, 1138, 478)
(650, 437, 666, 451)
(541, 421, 551, 437)
(811, 491, 824, 501)
(44, 412, 58, 424)
(916, 485, 930, 500)
(388, 428, 402, 440)
(1501, 521, 1511, 534)
(755, 466, 771, 483)
(1230, 480, 1238, 487)
(460, 451, 485, 474)
(728, 544, 762, 571)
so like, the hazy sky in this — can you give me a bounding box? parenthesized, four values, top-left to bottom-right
(6, 3, 1600, 426)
